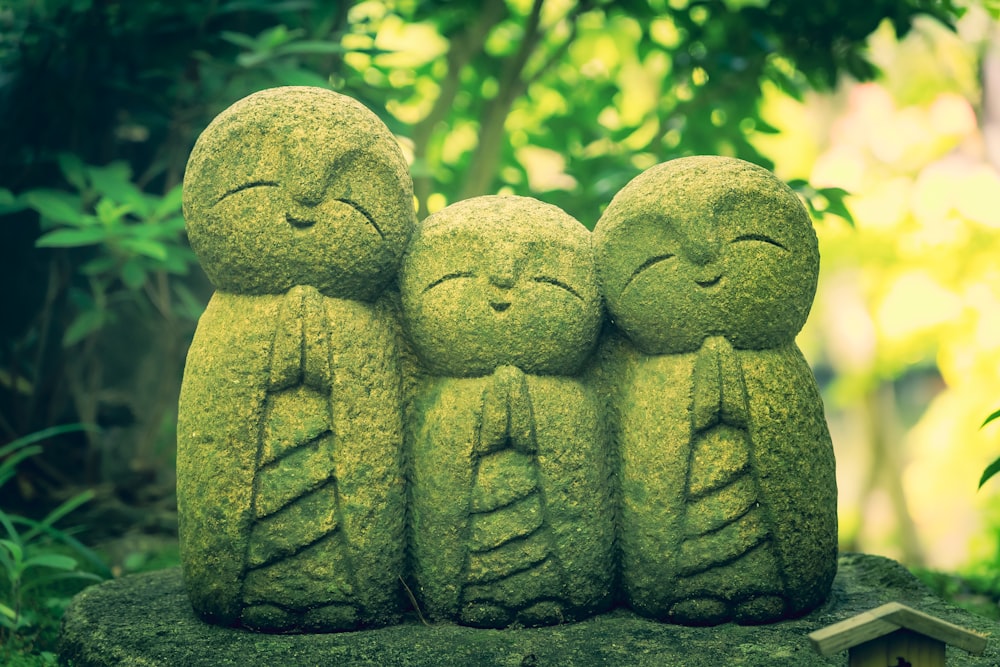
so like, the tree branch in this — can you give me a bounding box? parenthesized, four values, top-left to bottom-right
(458, 0, 546, 201)
(411, 0, 508, 218)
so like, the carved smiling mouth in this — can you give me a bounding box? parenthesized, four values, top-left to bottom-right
(490, 301, 511, 312)
(286, 213, 316, 230)
(696, 275, 722, 288)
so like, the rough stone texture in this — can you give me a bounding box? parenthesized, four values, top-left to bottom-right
(592, 156, 837, 624)
(176, 86, 416, 631)
(183, 86, 413, 300)
(399, 196, 614, 627)
(58, 554, 999, 666)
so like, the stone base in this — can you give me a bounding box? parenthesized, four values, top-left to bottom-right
(58, 554, 997, 666)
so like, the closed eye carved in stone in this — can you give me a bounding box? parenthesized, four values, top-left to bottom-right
(624, 253, 675, 289)
(729, 234, 787, 251)
(423, 271, 475, 293)
(531, 276, 584, 301)
(214, 180, 279, 204)
(335, 197, 384, 239)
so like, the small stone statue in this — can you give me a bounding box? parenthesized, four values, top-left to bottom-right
(592, 156, 837, 625)
(177, 86, 415, 631)
(400, 195, 614, 628)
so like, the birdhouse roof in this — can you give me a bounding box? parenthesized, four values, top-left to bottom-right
(809, 602, 988, 657)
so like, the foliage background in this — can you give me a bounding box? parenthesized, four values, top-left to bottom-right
(2, 1, 1000, 650)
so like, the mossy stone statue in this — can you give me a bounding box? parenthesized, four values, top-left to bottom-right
(400, 195, 614, 628)
(593, 156, 837, 625)
(177, 86, 415, 632)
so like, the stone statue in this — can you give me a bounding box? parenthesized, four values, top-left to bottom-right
(592, 156, 837, 625)
(177, 86, 415, 632)
(399, 195, 614, 628)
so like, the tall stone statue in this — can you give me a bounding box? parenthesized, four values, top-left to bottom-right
(177, 86, 415, 632)
(400, 195, 614, 628)
(593, 156, 837, 625)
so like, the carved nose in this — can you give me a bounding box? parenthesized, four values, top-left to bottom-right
(292, 191, 324, 208)
(490, 301, 511, 312)
(490, 273, 515, 289)
(289, 180, 327, 208)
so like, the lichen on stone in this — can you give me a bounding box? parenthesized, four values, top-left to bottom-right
(400, 195, 615, 628)
(593, 155, 837, 625)
(177, 91, 838, 636)
(177, 86, 415, 632)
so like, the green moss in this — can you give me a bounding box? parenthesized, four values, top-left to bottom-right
(594, 157, 836, 625)
(401, 197, 614, 628)
(58, 556, 1000, 666)
(399, 195, 602, 377)
(177, 87, 413, 632)
(593, 155, 819, 355)
(182, 86, 414, 301)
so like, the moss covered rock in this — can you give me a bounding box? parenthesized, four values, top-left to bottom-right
(58, 554, 999, 666)
(399, 196, 614, 627)
(177, 86, 415, 632)
(592, 156, 837, 625)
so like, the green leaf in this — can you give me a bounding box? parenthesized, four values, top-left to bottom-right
(0, 188, 25, 215)
(155, 215, 187, 234)
(22, 553, 77, 571)
(57, 153, 88, 192)
(0, 510, 18, 544)
(0, 424, 93, 457)
(751, 117, 781, 135)
(0, 601, 16, 621)
(22, 189, 86, 225)
(979, 456, 1000, 489)
(236, 51, 272, 68)
(67, 286, 95, 311)
(23, 520, 111, 579)
(722, 0, 769, 9)
(121, 259, 146, 289)
(981, 407, 1000, 428)
(35, 227, 109, 248)
(159, 246, 194, 275)
(0, 538, 24, 565)
(20, 570, 102, 595)
(62, 309, 106, 347)
(277, 40, 347, 56)
(265, 63, 333, 88)
(818, 187, 855, 227)
(95, 197, 133, 225)
(88, 163, 147, 214)
(259, 25, 300, 49)
(220, 30, 261, 50)
(120, 237, 169, 261)
(174, 282, 206, 320)
(81, 255, 117, 276)
(0, 446, 42, 490)
(25, 490, 95, 541)
(0, 439, 42, 464)
(153, 184, 184, 220)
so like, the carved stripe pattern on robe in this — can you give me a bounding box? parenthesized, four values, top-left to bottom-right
(676, 335, 784, 607)
(240, 285, 358, 617)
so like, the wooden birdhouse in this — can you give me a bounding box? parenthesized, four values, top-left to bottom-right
(808, 602, 987, 667)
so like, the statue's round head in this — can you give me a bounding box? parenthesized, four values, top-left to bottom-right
(400, 195, 602, 377)
(182, 86, 415, 300)
(593, 156, 819, 354)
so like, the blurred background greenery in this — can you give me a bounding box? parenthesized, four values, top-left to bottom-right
(2, 0, 1000, 660)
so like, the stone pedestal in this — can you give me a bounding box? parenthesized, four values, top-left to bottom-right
(58, 554, 998, 666)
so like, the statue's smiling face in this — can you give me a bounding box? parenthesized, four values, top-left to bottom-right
(594, 156, 819, 354)
(400, 196, 602, 377)
(183, 87, 414, 301)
